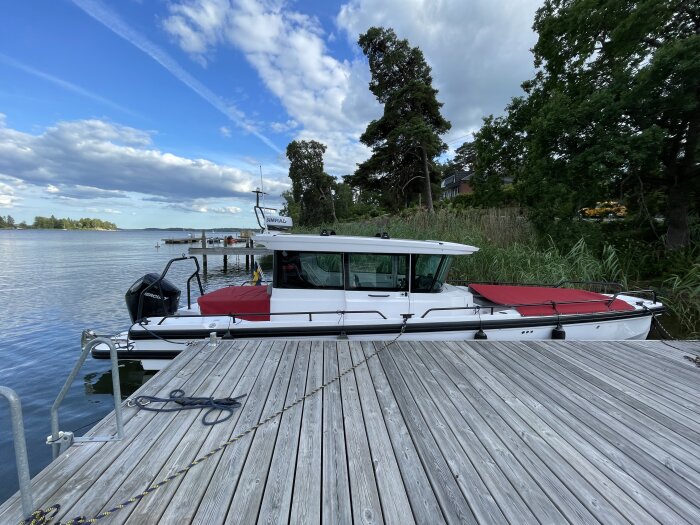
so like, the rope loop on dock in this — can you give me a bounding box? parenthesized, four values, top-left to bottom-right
(19, 319, 409, 525)
(127, 389, 246, 426)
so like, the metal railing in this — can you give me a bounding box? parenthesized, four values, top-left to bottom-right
(154, 309, 388, 325)
(0, 386, 33, 518)
(48, 337, 124, 459)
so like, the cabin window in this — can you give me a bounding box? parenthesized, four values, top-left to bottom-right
(275, 251, 343, 289)
(346, 253, 408, 291)
(411, 255, 452, 293)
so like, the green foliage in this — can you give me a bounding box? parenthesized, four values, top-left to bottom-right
(286, 140, 337, 226)
(351, 27, 451, 213)
(471, 0, 699, 250)
(31, 215, 117, 230)
(661, 263, 700, 338)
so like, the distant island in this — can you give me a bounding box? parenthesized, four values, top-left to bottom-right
(0, 214, 117, 231)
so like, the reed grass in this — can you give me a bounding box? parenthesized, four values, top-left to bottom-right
(660, 264, 700, 338)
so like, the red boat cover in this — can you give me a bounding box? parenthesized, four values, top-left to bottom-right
(197, 286, 270, 321)
(469, 284, 635, 317)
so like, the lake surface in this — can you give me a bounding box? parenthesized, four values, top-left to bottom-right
(0, 230, 252, 502)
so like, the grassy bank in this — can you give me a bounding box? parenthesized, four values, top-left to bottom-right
(294, 208, 699, 338)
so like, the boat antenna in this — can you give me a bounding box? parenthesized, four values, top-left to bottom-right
(259, 165, 266, 211)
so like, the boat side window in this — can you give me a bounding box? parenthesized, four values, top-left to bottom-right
(412, 255, 452, 293)
(346, 253, 408, 291)
(275, 251, 343, 289)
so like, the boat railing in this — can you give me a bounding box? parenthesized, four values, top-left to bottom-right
(448, 279, 625, 293)
(606, 289, 658, 304)
(155, 309, 388, 325)
(0, 386, 33, 518)
(137, 255, 204, 320)
(48, 337, 124, 459)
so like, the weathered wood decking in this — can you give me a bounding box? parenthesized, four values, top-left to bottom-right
(2, 339, 699, 524)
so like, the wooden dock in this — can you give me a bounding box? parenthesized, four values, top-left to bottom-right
(2, 339, 699, 524)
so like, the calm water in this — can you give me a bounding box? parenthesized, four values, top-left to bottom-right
(0, 230, 252, 502)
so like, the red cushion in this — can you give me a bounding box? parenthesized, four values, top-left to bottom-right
(469, 284, 635, 316)
(197, 286, 270, 321)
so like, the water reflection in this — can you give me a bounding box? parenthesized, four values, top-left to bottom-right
(83, 361, 156, 399)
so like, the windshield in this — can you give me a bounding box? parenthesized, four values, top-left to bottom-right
(412, 255, 451, 292)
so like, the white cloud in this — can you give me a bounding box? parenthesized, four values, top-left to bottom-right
(0, 115, 289, 204)
(165, 200, 243, 214)
(0, 174, 25, 208)
(219, 125, 232, 137)
(337, 0, 541, 146)
(270, 119, 298, 133)
(86, 207, 122, 214)
(162, 0, 378, 175)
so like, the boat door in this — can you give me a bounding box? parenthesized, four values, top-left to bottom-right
(344, 253, 410, 321)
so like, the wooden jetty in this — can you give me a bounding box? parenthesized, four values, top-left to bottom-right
(2, 339, 700, 524)
(190, 231, 269, 275)
(162, 237, 200, 244)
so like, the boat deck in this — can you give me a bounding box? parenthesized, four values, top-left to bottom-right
(2, 339, 700, 524)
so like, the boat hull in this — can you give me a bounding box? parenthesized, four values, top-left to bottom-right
(93, 307, 659, 370)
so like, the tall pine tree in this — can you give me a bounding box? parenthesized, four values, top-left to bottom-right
(354, 27, 450, 213)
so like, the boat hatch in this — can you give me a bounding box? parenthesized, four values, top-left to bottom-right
(469, 284, 636, 316)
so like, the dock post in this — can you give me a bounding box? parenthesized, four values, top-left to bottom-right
(201, 231, 207, 276)
(223, 254, 228, 272)
(245, 239, 250, 271)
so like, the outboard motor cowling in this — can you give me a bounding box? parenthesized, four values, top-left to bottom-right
(125, 273, 181, 323)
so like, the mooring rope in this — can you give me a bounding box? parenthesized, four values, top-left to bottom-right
(650, 312, 698, 363)
(127, 389, 246, 426)
(21, 319, 408, 525)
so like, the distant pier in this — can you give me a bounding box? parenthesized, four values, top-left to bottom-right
(189, 231, 266, 275)
(2, 339, 699, 524)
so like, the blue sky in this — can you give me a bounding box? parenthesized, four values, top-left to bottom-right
(0, 0, 541, 228)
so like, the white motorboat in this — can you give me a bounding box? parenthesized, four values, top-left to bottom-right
(90, 230, 664, 370)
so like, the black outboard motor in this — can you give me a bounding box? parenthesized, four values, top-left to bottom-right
(125, 273, 181, 323)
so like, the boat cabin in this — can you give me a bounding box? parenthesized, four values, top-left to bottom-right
(198, 232, 479, 322)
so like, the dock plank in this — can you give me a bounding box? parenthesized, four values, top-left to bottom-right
(377, 343, 477, 524)
(113, 340, 260, 524)
(406, 341, 563, 524)
(443, 341, 635, 524)
(358, 341, 444, 524)
(485, 341, 700, 524)
(289, 340, 324, 525)
(337, 341, 384, 525)
(321, 341, 352, 525)
(3, 339, 700, 524)
(347, 342, 414, 525)
(154, 340, 278, 523)
(257, 341, 311, 525)
(222, 341, 300, 524)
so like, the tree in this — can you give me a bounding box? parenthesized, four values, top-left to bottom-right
(356, 27, 451, 213)
(286, 140, 337, 226)
(511, 0, 699, 248)
(6, 214, 15, 228)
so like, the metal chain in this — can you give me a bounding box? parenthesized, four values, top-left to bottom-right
(21, 320, 408, 525)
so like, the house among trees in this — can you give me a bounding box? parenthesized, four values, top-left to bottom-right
(440, 170, 474, 200)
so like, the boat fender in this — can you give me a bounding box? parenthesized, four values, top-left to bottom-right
(552, 323, 566, 340)
(474, 328, 488, 340)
